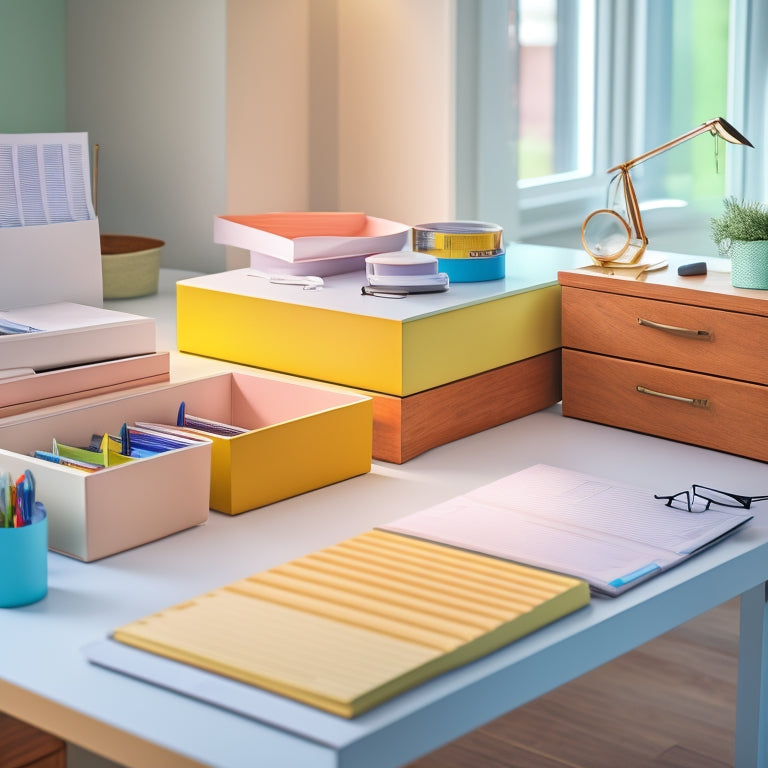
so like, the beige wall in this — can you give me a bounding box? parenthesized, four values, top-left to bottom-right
(336, 0, 455, 223)
(226, 0, 456, 268)
(226, 0, 311, 215)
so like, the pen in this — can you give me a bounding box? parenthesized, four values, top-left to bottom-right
(14, 474, 24, 527)
(120, 422, 131, 456)
(16, 471, 34, 526)
(24, 470, 35, 525)
(0, 472, 11, 527)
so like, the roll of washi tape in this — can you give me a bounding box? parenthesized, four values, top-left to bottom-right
(412, 221, 503, 259)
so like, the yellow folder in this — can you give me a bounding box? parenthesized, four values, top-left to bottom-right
(113, 530, 589, 717)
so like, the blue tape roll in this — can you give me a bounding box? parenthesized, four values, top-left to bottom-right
(437, 251, 506, 282)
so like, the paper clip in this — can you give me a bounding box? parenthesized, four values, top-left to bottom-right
(361, 285, 408, 299)
(247, 270, 324, 291)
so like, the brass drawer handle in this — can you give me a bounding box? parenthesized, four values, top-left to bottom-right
(636, 385, 709, 408)
(637, 317, 712, 340)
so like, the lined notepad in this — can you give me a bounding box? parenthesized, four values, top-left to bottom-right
(113, 530, 589, 717)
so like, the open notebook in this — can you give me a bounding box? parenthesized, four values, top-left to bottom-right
(104, 529, 589, 718)
(380, 464, 753, 596)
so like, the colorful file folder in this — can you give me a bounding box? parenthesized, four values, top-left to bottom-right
(112, 530, 589, 717)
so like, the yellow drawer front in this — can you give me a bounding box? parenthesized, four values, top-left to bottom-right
(402, 284, 562, 394)
(178, 282, 562, 396)
(177, 284, 404, 394)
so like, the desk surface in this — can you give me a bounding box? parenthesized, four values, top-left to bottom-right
(2, 270, 768, 768)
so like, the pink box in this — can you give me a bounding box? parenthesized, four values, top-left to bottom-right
(0, 302, 157, 372)
(214, 212, 410, 263)
(0, 352, 170, 418)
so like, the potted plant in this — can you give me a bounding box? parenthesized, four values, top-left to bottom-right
(710, 196, 768, 288)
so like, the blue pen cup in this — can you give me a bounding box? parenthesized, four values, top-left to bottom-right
(0, 503, 48, 608)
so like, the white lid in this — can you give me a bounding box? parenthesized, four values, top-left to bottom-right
(365, 251, 438, 266)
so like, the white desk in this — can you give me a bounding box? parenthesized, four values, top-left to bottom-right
(1, 270, 767, 768)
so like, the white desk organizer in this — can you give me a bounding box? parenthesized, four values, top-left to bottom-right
(0, 132, 103, 309)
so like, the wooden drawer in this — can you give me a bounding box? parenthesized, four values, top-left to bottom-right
(0, 712, 66, 768)
(562, 286, 768, 384)
(562, 349, 768, 462)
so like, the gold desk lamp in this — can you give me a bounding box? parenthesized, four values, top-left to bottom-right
(582, 117, 753, 267)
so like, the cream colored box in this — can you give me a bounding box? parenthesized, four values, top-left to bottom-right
(0, 404, 211, 562)
(0, 302, 157, 373)
(0, 352, 170, 419)
(0, 218, 103, 309)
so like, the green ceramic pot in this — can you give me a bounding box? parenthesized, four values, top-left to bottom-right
(728, 239, 768, 289)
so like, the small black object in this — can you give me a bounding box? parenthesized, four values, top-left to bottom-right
(677, 261, 707, 276)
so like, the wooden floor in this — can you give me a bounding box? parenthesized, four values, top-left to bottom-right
(407, 599, 739, 768)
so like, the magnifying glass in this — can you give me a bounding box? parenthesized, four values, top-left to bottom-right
(581, 207, 647, 266)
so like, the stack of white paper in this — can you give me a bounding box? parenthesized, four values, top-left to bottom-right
(0, 132, 102, 308)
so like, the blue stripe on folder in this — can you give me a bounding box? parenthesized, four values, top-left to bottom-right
(609, 563, 661, 588)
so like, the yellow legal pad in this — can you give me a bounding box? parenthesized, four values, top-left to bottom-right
(112, 530, 589, 718)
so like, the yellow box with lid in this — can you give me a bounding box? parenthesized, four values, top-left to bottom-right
(176, 244, 585, 398)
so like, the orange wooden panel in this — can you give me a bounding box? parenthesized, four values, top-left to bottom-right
(562, 286, 768, 384)
(371, 351, 562, 463)
(562, 349, 768, 462)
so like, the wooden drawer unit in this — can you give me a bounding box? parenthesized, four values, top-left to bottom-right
(559, 257, 768, 462)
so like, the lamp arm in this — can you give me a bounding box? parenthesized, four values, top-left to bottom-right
(606, 117, 750, 174)
(620, 169, 647, 244)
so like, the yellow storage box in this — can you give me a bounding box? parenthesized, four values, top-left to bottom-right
(176, 244, 585, 397)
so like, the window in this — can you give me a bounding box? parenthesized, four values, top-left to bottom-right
(517, 0, 595, 183)
(461, 0, 755, 257)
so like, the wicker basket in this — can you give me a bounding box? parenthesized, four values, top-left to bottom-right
(101, 234, 164, 299)
(730, 239, 768, 289)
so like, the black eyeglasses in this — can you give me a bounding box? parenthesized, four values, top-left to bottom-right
(654, 484, 768, 513)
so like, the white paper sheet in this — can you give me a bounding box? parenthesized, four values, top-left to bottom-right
(0, 132, 95, 228)
(379, 464, 753, 596)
